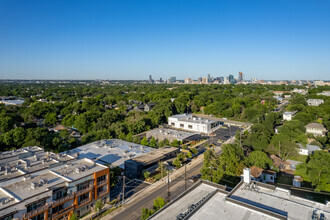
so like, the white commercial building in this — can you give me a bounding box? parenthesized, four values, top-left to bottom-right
(168, 114, 221, 134)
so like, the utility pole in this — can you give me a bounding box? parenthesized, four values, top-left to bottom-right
(122, 175, 125, 206)
(161, 161, 163, 179)
(184, 164, 187, 191)
(167, 171, 171, 203)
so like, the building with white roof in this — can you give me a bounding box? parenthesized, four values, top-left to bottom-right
(283, 111, 297, 121)
(146, 128, 201, 143)
(66, 139, 155, 169)
(168, 114, 221, 134)
(150, 168, 330, 220)
(297, 144, 321, 155)
(307, 99, 324, 106)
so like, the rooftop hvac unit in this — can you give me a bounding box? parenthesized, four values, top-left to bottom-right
(2, 198, 14, 205)
(129, 146, 133, 150)
(4, 168, 11, 175)
(40, 178, 48, 185)
(75, 167, 81, 174)
(31, 182, 38, 189)
(82, 165, 88, 171)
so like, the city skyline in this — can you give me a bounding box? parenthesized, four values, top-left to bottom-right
(0, 0, 330, 80)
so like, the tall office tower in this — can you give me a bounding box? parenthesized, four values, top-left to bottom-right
(238, 72, 243, 82)
(169, 76, 176, 83)
(185, 78, 192, 84)
(228, 74, 236, 84)
(149, 75, 154, 84)
(159, 77, 163, 82)
(197, 77, 202, 83)
(202, 77, 208, 84)
(207, 74, 211, 81)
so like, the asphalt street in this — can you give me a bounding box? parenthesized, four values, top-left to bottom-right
(105, 162, 203, 220)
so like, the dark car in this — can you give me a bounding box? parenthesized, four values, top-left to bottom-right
(189, 174, 201, 182)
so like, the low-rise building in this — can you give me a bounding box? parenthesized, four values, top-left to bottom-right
(149, 168, 330, 220)
(0, 146, 44, 165)
(307, 99, 324, 106)
(283, 111, 297, 121)
(317, 91, 330, 96)
(293, 175, 303, 187)
(125, 147, 179, 179)
(297, 143, 321, 155)
(145, 128, 201, 143)
(144, 103, 156, 112)
(0, 158, 110, 219)
(168, 114, 222, 134)
(66, 139, 155, 169)
(305, 123, 327, 136)
(292, 88, 307, 95)
(249, 166, 276, 184)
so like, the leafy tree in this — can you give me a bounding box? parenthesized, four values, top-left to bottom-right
(296, 151, 330, 192)
(191, 147, 198, 155)
(94, 199, 104, 212)
(141, 137, 149, 146)
(70, 212, 79, 220)
(153, 196, 166, 212)
(45, 113, 58, 125)
(149, 137, 157, 148)
(246, 151, 273, 169)
(143, 171, 150, 179)
(141, 208, 154, 220)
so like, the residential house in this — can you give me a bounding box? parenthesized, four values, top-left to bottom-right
(249, 166, 276, 184)
(297, 144, 321, 155)
(283, 111, 298, 121)
(134, 104, 145, 111)
(281, 159, 302, 175)
(305, 123, 327, 136)
(144, 103, 156, 112)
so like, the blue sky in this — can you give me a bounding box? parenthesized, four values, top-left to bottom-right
(0, 0, 329, 80)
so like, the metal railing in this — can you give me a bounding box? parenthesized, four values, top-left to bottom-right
(23, 204, 48, 219)
(52, 205, 74, 219)
(52, 193, 75, 207)
(76, 185, 93, 196)
(97, 179, 108, 186)
(78, 197, 91, 206)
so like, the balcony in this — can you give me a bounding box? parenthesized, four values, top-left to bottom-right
(23, 204, 49, 219)
(97, 190, 109, 198)
(97, 179, 108, 186)
(52, 193, 75, 207)
(52, 205, 74, 219)
(78, 197, 91, 207)
(76, 185, 93, 196)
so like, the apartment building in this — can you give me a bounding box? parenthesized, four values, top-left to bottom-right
(0, 158, 110, 220)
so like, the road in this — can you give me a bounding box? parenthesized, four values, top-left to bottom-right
(104, 160, 203, 220)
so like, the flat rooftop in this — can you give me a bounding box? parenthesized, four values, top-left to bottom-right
(0, 158, 107, 215)
(230, 182, 330, 220)
(150, 180, 330, 220)
(131, 147, 179, 165)
(146, 128, 200, 141)
(0, 146, 44, 164)
(0, 152, 75, 182)
(169, 114, 218, 125)
(66, 139, 155, 169)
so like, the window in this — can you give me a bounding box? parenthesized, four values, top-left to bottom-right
(270, 176, 274, 180)
(188, 125, 193, 129)
(97, 175, 106, 182)
(171, 123, 175, 126)
(180, 124, 184, 128)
